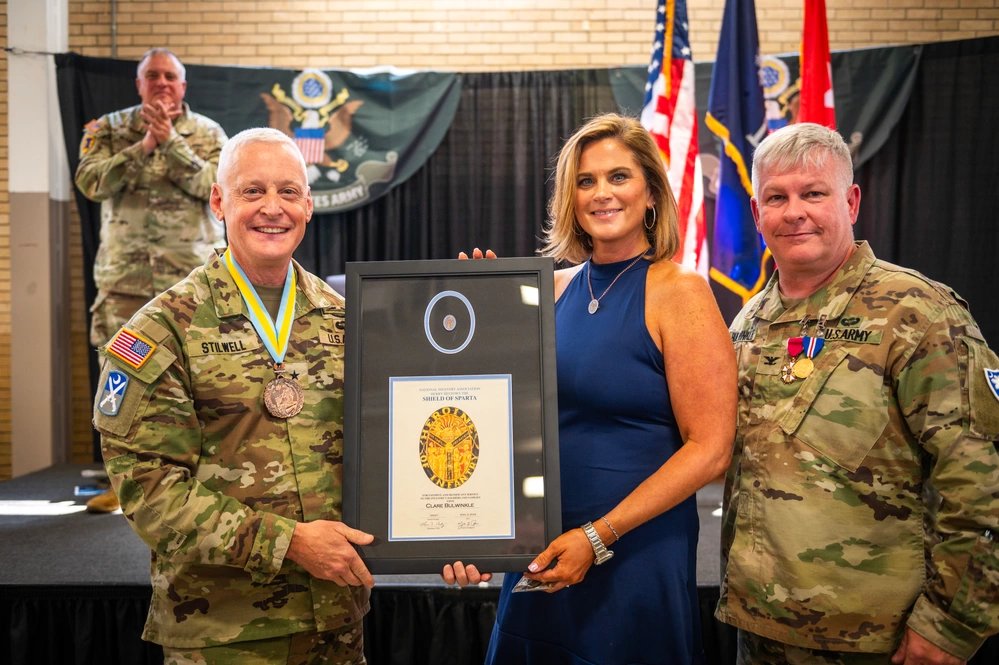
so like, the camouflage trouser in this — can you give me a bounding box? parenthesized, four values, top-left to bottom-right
(737, 630, 894, 665)
(90, 291, 151, 348)
(162, 623, 365, 665)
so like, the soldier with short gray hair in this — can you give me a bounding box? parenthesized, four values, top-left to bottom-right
(716, 122, 999, 664)
(76, 48, 227, 348)
(76, 47, 227, 514)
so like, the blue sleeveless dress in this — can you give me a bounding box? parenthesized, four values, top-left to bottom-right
(484, 256, 702, 665)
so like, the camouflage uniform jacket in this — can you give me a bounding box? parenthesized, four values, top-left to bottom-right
(716, 242, 999, 659)
(93, 252, 367, 648)
(75, 103, 227, 298)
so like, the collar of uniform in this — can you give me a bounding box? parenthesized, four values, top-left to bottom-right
(204, 249, 340, 320)
(170, 103, 197, 136)
(744, 271, 782, 323)
(295, 263, 343, 313)
(124, 105, 145, 135)
(752, 241, 877, 323)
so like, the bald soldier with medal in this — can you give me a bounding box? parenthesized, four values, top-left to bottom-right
(93, 128, 375, 663)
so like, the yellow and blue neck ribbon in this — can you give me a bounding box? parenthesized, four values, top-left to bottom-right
(223, 248, 297, 364)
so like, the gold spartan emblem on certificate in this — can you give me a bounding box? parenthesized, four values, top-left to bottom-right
(419, 406, 480, 489)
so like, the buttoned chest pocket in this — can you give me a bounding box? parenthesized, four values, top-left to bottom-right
(966, 338, 999, 439)
(187, 333, 268, 407)
(282, 312, 346, 466)
(744, 342, 808, 425)
(110, 128, 167, 185)
(309, 311, 346, 393)
(110, 125, 143, 155)
(781, 349, 889, 472)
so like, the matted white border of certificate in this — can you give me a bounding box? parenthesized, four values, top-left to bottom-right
(387, 374, 514, 541)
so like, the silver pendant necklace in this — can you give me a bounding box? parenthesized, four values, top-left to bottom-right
(586, 252, 648, 314)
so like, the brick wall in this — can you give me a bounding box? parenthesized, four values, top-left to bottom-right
(65, 0, 999, 66)
(0, 2, 9, 478)
(0, 0, 996, 478)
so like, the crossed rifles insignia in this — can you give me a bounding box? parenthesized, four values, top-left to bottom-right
(98, 370, 130, 417)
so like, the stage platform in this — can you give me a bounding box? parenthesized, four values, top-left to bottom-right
(0, 464, 729, 664)
(3, 465, 994, 664)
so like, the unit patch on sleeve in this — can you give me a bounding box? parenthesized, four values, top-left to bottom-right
(108, 327, 157, 370)
(985, 368, 999, 403)
(80, 118, 100, 155)
(97, 370, 130, 417)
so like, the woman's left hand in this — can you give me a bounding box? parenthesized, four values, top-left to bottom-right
(457, 248, 497, 260)
(441, 561, 493, 587)
(521, 528, 594, 592)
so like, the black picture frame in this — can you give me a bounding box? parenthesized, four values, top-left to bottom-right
(343, 257, 561, 574)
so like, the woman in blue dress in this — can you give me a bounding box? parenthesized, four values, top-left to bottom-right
(447, 114, 736, 664)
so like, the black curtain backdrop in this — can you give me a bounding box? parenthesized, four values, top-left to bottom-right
(58, 37, 999, 346)
(1, 585, 737, 665)
(853, 36, 999, 342)
(295, 69, 620, 271)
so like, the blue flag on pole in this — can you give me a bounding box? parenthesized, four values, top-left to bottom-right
(705, 0, 769, 303)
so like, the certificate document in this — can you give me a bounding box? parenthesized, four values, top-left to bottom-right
(343, 258, 561, 573)
(388, 374, 514, 540)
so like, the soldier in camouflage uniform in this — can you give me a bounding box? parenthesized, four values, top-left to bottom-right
(76, 48, 226, 514)
(75, 47, 227, 349)
(716, 123, 999, 664)
(93, 128, 372, 664)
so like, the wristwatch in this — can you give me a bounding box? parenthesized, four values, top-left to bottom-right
(581, 521, 614, 565)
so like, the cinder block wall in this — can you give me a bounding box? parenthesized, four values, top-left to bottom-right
(66, 0, 999, 67)
(0, 3, 9, 477)
(1, 0, 997, 477)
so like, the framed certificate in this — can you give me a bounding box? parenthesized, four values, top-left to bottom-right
(343, 258, 561, 573)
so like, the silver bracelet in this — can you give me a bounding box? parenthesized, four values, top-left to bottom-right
(601, 516, 620, 542)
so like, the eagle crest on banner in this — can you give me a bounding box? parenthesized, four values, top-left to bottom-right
(261, 68, 364, 173)
(760, 56, 799, 134)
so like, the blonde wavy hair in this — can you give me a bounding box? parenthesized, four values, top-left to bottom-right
(541, 113, 679, 265)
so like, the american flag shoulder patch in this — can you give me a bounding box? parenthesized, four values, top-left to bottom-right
(108, 327, 157, 370)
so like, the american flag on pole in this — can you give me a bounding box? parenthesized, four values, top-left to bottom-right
(799, 0, 836, 128)
(294, 127, 327, 165)
(107, 328, 157, 370)
(640, 0, 708, 277)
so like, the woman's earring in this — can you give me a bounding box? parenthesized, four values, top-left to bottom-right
(644, 206, 656, 231)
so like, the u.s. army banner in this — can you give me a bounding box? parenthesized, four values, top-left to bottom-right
(254, 67, 461, 213)
(56, 54, 462, 213)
